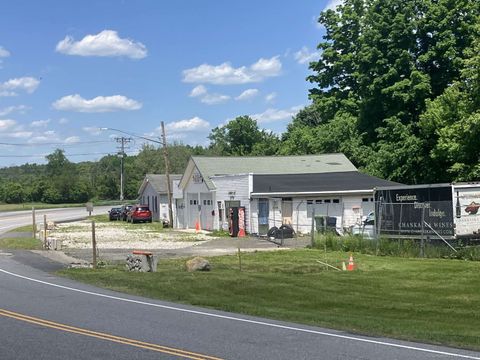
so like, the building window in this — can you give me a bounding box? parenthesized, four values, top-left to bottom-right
(333, 199, 340, 204)
(324, 199, 331, 203)
(362, 198, 369, 202)
(315, 199, 323, 204)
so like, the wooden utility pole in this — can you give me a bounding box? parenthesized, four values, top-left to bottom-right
(115, 136, 132, 202)
(161, 121, 173, 227)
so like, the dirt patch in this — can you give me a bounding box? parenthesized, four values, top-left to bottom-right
(49, 221, 216, 250)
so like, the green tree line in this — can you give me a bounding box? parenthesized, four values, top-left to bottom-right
(1, 0, 478, 204)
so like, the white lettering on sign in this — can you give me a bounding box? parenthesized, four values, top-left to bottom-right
(396, 194, 417, 202)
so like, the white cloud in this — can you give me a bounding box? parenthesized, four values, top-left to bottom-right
(294, 46, 321, 64)
(200, 93, 230, 105)
(166, 116, 210, 133)
(189, 85, 207, 97)
(182, 56, 282, 84)
(83, 127, 103, 135)
(30, 119, 50, 127)
(235, 88, 259, 101)
(0, 105, 28, 116)
(53, 94, 142, 112)
(56, 30, 147, 59)
(0, 119, 17, 131)
(0, 46, 10, 68)
(8, 131, 32, 139)
(324, 0, 343, 11)
(251, 105, 303, 124)
(0, 46, 10, 58)
(28, 130, 59, 144)
(65, 136, 80, 144)
(265, 92, 277, 103)
(59, 118, 69, 124)
(0, 77, 40, 96)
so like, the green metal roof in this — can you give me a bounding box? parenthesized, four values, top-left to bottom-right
(190, 154, 357, 190)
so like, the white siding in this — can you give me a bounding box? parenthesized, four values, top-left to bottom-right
(138, 182, 174, 222)
(251, 193, 375, 235)
(211, 174, 250, 231)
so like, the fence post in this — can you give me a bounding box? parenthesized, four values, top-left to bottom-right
(92, 221, 97, 269)
(310, 209, 315, 247)
(43, 214, 47, 249)
(32, 207, 36, 240)
(420, 207, 425, 258)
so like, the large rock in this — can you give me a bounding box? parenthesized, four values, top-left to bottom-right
(186, 257, 211, 272)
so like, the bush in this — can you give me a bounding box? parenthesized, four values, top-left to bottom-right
(311, 233, 480, 261)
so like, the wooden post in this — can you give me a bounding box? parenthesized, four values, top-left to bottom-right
(420, 207, 425, 258)
(43, 214, 47, 249)
(92, 221, 97, 269)
(237, 240, 242, 272)
(32, 207, 36, 240)
(310, 209, 315, 248)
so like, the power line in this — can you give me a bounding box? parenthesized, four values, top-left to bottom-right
(0, 151, 138, 158)
(0, 140, 112, 147)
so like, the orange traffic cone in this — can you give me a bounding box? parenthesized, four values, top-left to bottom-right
(195, 219, 201, 233)
(238, 227, 245, 237)
(347, 253, 356, 271)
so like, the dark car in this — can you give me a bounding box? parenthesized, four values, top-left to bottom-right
(127, 205, 152, 223)
(108, 207, 122, 221)
(121, 204, 134, 221)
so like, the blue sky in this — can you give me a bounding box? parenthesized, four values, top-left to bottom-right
(0, 0, 338, 167)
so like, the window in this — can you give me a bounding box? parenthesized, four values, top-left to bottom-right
(190, 199, 197, 205)
(315, 200, 323, 204)
(333, 199, 340, 204)
(324, 199, 331, 203)
(362, 198, 369, 202)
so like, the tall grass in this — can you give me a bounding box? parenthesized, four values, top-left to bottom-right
(312, 233, 480, 261)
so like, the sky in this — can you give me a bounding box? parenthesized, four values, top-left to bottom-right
(0, 0, 339, 167)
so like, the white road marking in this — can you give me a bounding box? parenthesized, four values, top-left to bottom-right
(0, 267, 478, 359)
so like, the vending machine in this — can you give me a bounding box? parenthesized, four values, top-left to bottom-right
(228, 206, 246, 237)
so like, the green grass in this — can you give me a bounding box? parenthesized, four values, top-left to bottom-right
(59, 249, 480, 350)
(8, 225, 34, 233)
(0, 237, 42, 249)
(0, 200, 133, 212)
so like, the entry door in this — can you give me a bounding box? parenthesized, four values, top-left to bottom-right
(257, 198, 269, 235)
(282, 198, 293, 225)
(187, 193, 199, 228)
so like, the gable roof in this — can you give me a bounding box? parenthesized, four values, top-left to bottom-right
(138, 174, 183, 195)
(252, 172, 402, 195)
(180, 154, 357, 190)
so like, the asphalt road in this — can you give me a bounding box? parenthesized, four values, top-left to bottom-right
(0, 205, 114, 234)
(1, 252, 480, 360)
(1, 207, 479, 359)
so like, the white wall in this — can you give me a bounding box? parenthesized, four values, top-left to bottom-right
(251, 193, 375, 235)
(211, 174, 250, 231)
(138, 182, 174, 222)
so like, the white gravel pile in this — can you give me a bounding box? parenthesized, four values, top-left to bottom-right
(49, 221, 215, 250)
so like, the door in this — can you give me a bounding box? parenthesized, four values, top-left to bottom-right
(200, 194, 214, 230)
(187, 193, 199, 228)
(282, 198, 293, 225)
(258, 198, 269, 235)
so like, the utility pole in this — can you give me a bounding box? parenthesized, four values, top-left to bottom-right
(115, 136, 132, 201)
(161, 121, 173, 227)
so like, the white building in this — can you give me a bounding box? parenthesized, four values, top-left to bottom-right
(175, 154, 400, 234)
(137, 174, 183, 222)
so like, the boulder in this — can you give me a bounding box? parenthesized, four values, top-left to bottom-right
(186, 257, 211, 272)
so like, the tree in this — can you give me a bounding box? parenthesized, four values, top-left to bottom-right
(208, 116, 277, 156)
(284, 0, 480, 183)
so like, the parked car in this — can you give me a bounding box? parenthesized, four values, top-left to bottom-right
(351, 211, 375, 239)
(127, 205, 152, 223)
(121, 204, 134, 221)
(108, 207, 122, 221)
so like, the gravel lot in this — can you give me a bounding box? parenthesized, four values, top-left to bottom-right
(50, 220, 217, 250)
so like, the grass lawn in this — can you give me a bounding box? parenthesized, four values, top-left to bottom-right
(0, 236, 42, 249)
(59, 249, 480, 350)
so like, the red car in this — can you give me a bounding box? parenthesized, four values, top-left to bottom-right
(127, 205, 152, 223)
